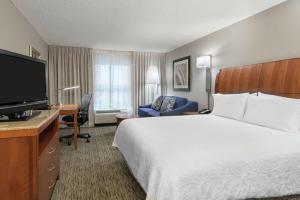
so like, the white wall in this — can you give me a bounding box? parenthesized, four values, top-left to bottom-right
(0, 0, 48, 60)
(166, 0, 300, 110)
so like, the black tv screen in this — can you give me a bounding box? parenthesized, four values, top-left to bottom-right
(0, 51, 47, 106)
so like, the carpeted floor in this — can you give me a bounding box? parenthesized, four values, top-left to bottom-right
(52, 126, 145, 200)
(52, 126, 300, 200)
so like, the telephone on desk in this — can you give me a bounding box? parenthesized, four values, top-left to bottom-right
(199, 109, 211, 114)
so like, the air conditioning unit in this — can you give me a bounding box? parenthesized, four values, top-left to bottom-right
(94, 110, 121, 124)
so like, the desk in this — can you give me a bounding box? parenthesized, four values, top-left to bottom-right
(53, 104, 80, 149)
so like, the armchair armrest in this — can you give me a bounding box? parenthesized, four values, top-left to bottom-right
(160, 101, 198, 116)
(139, 104, 152, 108)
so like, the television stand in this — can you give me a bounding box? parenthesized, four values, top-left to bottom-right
(7, 110, 41, 121)
(0, 110, 60, 200)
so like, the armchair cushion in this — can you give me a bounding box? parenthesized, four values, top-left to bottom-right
(138, 108, 160, 117)
(139, 104, 152, 108)
(160, 96, 176, 112)
(151, 96, 164, 111)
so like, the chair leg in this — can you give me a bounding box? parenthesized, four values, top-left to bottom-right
(60, 126, 91, 145)
(77, 126, 91, 143)
(59, 133, 73, 145)
(78, 133, 91, 143)
(67, 138, 72, 145)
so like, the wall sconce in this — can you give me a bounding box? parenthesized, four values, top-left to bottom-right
(196, 55, 211, 68)
(196, 55, 212, 110)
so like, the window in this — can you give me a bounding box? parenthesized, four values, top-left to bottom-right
(93, 50, 132, 112)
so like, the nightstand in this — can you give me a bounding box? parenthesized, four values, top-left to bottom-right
(116, 113, 139, 127)
(182, 110, 211, 115)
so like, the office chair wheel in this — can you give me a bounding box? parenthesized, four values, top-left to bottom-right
(59, 138, 62, 142)
(86, 139, 90, 143)
(67, 140, 71, 145)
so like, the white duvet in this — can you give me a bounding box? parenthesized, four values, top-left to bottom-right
(112, 115, 300, 200)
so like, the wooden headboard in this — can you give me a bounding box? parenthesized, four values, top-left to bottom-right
(215, 58, 300, 98)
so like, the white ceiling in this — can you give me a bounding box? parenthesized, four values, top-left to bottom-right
(11, 0, 286, 52)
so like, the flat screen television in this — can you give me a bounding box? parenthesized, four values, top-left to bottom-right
(0, 49, 48, 116)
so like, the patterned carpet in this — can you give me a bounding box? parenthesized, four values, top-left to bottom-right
(52, 126, 145, 200)
(52, 126, 300, 200)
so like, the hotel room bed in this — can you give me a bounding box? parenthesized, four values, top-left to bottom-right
(113, 115, 300, 200)
(113, 58, 300, 200)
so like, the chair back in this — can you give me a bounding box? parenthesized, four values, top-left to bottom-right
(80, 94, 92, 121)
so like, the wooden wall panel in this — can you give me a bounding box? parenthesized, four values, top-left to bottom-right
(215, 58, 300, 99)
(259, 58, 300, 97)
(215, 64, 261, 94)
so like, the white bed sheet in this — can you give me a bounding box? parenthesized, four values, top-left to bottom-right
(112, 115, 300, 200)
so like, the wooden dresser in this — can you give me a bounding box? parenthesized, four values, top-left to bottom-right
(0, 110, 60, 200)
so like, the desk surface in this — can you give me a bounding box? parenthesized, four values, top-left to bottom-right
(52, 104, 80, 111)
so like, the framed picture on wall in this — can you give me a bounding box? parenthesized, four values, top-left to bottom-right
(173, 56, 190, 91)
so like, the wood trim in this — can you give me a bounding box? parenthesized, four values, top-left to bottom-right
(215, 57, 300, 99)
(31, 136, 38, 200)
(36, 110, 60, 135)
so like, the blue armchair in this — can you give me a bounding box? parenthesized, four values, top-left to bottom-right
(138, 96, 198, 117)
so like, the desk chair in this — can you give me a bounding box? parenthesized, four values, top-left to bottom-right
(60, 94, 92, 145)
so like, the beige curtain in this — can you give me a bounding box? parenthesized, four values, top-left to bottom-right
(48, 46, 94, 127)
(132, 52, 166, 114)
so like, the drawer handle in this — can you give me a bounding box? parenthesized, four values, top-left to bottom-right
(48, 179, 55, 189)
(48, 163, 55, 172)
(48, 146, 55, 154)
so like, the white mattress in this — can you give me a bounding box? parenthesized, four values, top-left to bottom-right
(112, 115, 300, 200)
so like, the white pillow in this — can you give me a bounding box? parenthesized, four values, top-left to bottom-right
(258, 92, 300, 102)
(243, 95, 300, 133)
(212, 93, 249, 120)
(257, 93, 300, 132)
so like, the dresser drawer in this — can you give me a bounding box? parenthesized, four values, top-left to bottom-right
(38, 131, 59, 200)
(48, 133, 59, 196)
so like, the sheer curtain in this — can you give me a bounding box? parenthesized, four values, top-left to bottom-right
(93, 50, 132, 113)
